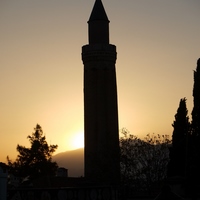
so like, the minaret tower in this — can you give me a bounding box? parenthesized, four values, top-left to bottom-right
(82, 0, 120, 185)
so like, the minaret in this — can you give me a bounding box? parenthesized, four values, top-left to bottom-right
(82, 0, 120, 185)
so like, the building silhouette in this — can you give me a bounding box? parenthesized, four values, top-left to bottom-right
(82, 0, 120, 185)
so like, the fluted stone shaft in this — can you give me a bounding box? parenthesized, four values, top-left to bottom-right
(82, 44, 120, 185)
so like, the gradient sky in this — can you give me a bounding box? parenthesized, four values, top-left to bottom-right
(0, 0, 200, 162)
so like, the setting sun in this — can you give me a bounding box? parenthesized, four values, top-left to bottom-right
(71, 131, 84, 149)
(1, 0, 200, 163)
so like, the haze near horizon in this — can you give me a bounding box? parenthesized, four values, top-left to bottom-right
(0, 0, 200, 162)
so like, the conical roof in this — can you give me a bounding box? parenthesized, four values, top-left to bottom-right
(89, 0, 109, 22)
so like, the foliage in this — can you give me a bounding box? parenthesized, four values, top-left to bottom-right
(120, 128, 171, 192)
(190, 58, 200, 178)
(168, 98, 190, 177)
(172, 98, 190, 146)
(7, 124, 58, 181)
(191, 58, 200, 137)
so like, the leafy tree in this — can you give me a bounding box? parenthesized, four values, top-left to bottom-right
(168, 98, 190, 177)
(120, 128, 170, 192)
(7, 124, 58, 181)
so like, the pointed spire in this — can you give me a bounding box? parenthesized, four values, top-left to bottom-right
(88, 0, 110, 44)
(89, 0, 109, 22)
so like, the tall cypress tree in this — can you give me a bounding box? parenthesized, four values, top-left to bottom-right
(168, 98, 190, 177)
(191, 58, 200, 178)
(191, 58, 200, 136)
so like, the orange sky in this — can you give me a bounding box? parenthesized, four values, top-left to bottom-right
(0, 0, 200, 162)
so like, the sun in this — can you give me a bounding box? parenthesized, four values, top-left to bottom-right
(72, 131, 84, 149)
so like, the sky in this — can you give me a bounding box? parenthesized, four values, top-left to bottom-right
(0, 0, 200, 163)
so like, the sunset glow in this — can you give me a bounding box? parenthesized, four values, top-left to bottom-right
(71, 131, 84, 150)
(0, 1, 200, 162)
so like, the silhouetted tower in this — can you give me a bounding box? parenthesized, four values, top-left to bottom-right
(82, 0, 120, 185)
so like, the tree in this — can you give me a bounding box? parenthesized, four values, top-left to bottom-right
(190, 58, 200, 178)
(7, 124, 58, 181)
(191, 58, 200, 137)
(120, 128, 170, 193)
(168, 98, 190, 177)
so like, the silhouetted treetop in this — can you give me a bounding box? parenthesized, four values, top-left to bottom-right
(7, 124, 58, 181)
(191, 58, 200, 136)
(168, 98, 190, 178)
(120, 128, 170, 192)
(172, 98, 190, 147)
